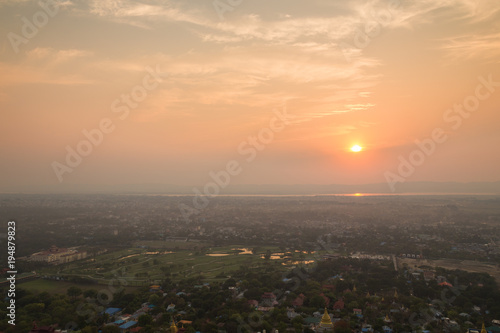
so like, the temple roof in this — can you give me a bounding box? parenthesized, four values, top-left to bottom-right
(320, 308, 333, 328)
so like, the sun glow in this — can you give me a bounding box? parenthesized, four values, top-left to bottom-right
(350, 145, 362, 152)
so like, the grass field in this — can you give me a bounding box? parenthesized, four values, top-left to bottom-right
(27, 245, 319, 293)
(397, 257, 500, 281)
(18, 279, 138, 294)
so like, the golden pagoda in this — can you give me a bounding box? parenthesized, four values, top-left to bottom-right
(481, 323, 487, 333)
(170, 320, 178, 333)
(318, 308, 334, 331)
(353, 285, 357, 292)
(366, 291, 371, 298)
(394, 290, 398, 298)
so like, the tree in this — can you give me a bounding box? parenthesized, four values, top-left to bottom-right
(310, 295, 326, 309)
(25, 302, 45, 312)
(138, 314, 153, 327)
(67, 286, 82, 301)
(84, 289, 98, 299)
(102, 325, 120, 333)
(81, 326, 98, 333)
(148, 294, 161, 306)
(277, 321, 287, 333)
(334, 320, 350, 333)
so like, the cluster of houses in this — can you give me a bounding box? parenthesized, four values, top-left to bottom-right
(103, 303, 155, 332)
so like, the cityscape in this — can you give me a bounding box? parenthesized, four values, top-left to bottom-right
(1, 0, 500, 333)
(1, 194, 500, 333)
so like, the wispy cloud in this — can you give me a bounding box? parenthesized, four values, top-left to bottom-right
(0, 48, 94, 86)
(441, 32, 500, 63)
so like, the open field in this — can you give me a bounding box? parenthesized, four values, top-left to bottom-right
(17, 278, 138, 294)
(398, 257, 500, 281)
(133, 240, 212, 250)
(31, 245, 319, 289)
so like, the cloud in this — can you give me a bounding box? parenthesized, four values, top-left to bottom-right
(27, 47, 92, 62)
(87, 0, 208, 27)
(0, 48, 95, 86)
(441, 33, 500, 63)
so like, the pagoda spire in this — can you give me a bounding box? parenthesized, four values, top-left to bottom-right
(170, 320, 178, 333)
(319, 308, 334, 331)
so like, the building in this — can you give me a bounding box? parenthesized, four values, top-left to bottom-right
(28, 246, 87, 265)
(29, 323, 55, 333)
(317, 308, 333, 332)
(261, 292, 277, 307)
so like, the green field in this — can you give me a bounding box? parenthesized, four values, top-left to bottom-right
(27, 245, 320, 292)
(18, 279, 137, 294)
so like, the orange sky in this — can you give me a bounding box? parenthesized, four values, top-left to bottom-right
(1, 0, 500, 192)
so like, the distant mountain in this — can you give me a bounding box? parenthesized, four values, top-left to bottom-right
(12, 181, 499, 194)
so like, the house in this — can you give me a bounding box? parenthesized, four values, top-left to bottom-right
(287, 308, 300, 319)
(29, 324, 56, 333)
(304, 317, 321, 327)
(486, 326, 500, 332)
(382, 326, 392, 333)
(436, 275, 447, 283)
(119, 321, 137, 332)
(256, 306, 274, 312)
(361, 324, 373, 332)
(353, 309, 363, 318)
(248, 300, 259, 308)
(333, 299, 345, 310)
(319, 293, 330, 306)
(149, 285, 161, 292)
(293, 293, 306, 307)
(105, 308, 122, 316)
(323, 284, 335, 292)
(423, 271, 435, 281)
(261, 292, 277, 307)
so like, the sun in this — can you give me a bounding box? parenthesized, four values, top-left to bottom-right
(350, 145, 362, 152)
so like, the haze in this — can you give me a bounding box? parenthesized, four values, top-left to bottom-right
(1, 0, 500, 193)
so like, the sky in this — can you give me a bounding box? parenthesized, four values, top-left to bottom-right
(1, 0, 499, 193)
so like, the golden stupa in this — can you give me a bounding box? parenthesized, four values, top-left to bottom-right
(170, 320, 178, 333)
(319, 308, 334, 331)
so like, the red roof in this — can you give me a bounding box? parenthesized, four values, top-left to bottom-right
(262, 292, 276, 299)
(320, 293, 330, 306)
(248, 300, 259, 307)
(333, 299, 345, 310)
(292, 293, 305, 307)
